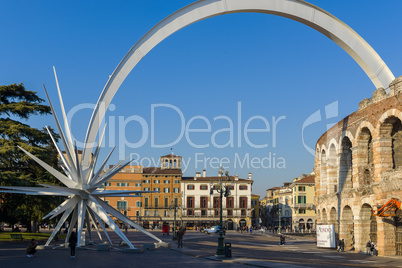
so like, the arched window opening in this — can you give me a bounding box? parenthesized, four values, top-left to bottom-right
(370, 215, 377, 243)
(378, 116, 402, 172)
(359, 204, 375, 251)
(330, 207, 338, 234)
(322, 208, 328, 224)
(340, 137, 353, 190)
(358, 128, 373, 186)
(341, 206, 354, 250)
(320, 150, 327, 195)
(391, 118, 402, 169)
(328, 144, 337, 194)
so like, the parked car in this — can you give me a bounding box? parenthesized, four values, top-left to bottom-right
(204, 226, 225, 235)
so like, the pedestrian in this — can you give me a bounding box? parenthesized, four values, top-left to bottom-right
(341, 239, 345, 252)
(26, 239, 38, 257)
(366, 240, 371, 255)
(177, 228, 184, 248)
(280, 234, 285, 245)
(371, 242, 378, 256)
(337, 238, 341, 252)
(69, 231, 77, 258)
(370, 242, 376, 256)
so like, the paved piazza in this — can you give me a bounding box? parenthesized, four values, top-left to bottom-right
(0, 230, 401, 267)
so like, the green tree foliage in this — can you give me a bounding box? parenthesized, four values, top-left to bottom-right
(0, 83, 61, 231)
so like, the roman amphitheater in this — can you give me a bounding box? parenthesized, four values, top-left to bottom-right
(315, 77, 402, 256)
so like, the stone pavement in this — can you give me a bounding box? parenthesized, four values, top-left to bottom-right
(171, 247, 309, 267)
(0, 241, 244, 268)
(1, 230, 401, 267)
(177, 230, 402, 268)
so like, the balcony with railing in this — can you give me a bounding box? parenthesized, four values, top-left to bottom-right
(292, 203, 315, 209)
(181, 208, 251, 218)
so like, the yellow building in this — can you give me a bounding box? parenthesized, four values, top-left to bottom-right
(264, 187, 279, 206)
(141, 153, 182, 229)
(103, 166, 143, 221)
(290, 173, 316, 231)
(269, 183, 293, 229)
(260, 187, 278, 226)
(251, 194, 260, 226)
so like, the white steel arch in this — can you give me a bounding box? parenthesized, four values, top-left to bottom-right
(81, 0, 395, 165)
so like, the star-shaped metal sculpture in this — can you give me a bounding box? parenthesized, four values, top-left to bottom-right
(0, 67, 162, 249)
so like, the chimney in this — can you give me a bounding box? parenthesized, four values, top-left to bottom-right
(196, 172, 201, 178)
(235, 175, 239, 181)
(203, 170, 206, 177)
(248, 173, 252, 180)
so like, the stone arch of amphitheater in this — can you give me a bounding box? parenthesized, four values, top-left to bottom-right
(315, 78, 402, 256)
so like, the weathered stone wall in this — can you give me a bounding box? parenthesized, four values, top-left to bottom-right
(314, 76, 402, 256)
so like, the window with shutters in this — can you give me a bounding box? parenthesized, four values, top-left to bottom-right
(187, 196, 194, 208)
(297, 196, 306, 204)
(200, 185, 208, 190)
(240, 197, 247, 208)
(213, 197, 220, 208)
(187, 185, 195, 190)
(226, 197, 234, 208)
(200, 197, 208, 208)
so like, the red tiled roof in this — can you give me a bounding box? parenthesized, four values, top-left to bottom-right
(181, 176, 252, 183)
(294, 175, 315, 184)
(266, 187, 280, 191)
(143, 167, 182, 175)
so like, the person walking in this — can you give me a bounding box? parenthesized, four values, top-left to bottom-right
(366, 240, 371, 255)
(69, 231, 77, 258)
(371, 242, 378, 256)
(26, 239, 38, 257)
(280, 234, 285, 245)
(340, 239, 345, 252)
(177, 228, 184, 248)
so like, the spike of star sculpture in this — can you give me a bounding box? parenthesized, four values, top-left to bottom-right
(0, 67, 162, 249)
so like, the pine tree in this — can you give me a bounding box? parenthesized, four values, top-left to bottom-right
(0, 83, 61, 232)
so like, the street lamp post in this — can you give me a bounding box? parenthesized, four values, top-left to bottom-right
(210, 166, 231, 257)
(278, 208, 282, 234)
(170, 198, 179, 241)
(173, 205, 177, 240)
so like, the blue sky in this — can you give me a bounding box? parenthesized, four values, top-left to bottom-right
(1, 0, 402, 198)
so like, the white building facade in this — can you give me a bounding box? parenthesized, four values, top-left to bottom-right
(181, 171, 253, 230)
